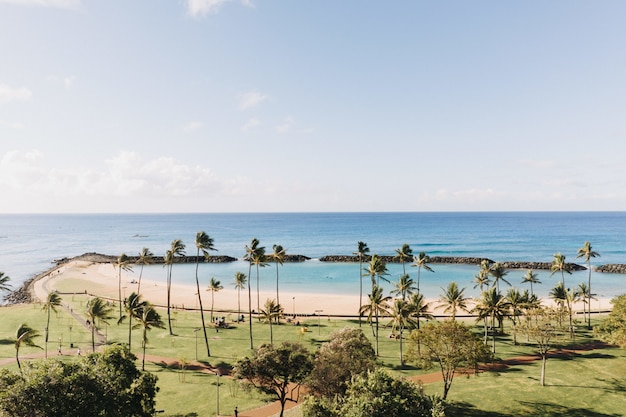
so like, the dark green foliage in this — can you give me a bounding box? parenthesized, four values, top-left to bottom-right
(0, 345, 158, 417)
(596, 294, 626, 347)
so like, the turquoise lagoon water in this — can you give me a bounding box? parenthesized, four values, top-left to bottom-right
(1, 212, 625, 303)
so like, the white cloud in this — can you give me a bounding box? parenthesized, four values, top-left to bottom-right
(185, 0, 229, 17)
(0, 84, 32, 104)
(241, 117, 260, 132)
(276, 117, 294, 133)
(239, 90, 267, 110)
(0, 0, 80, 8)
(64, 76, 76, 88)
(0, 119, 24, 129)
(183, 121, 203, 132)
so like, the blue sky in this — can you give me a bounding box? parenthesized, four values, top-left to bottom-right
(1, 0, 625, 213)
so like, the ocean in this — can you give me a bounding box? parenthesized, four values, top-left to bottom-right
(1, 212, 625, 304)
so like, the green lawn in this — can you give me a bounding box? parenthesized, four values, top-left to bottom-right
(1, 298, 624, 417)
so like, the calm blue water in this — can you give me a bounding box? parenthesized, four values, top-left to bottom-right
(1, 212, 625, 302)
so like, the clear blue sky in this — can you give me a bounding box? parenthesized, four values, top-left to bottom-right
(1, 0, 625, 213)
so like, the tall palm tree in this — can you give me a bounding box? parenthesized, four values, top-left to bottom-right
(388, 298, 416, 367)
(549, 282, 577, 339)
(577, 241, 600, 329)
(243, 238, 262, 349)
(490, 262, 511, 292)
(195, 231, 216, 357)
(359, 285, 391, 356)
(85, 297, 114, 353)
(394, 243, 413, 275)
(233, 271, 247, 320)
(135, 304, 165, 370)
(207, 277, 223, 322)
(473, 270, 491, 292)
(271, 244, 287, 307)
(363, 254, 389, 288)
(438, 281, 470, 321)
(505, 288, 525, 345)
(251, 249, 268, 314)
(135, 247, 153, 296)
(115, 253, 133, 319)
(14, 323, 40, 373)
(41, 291, 62, 358)
(119, 291, 147, 352)
(473, 287, 508, 353)
(0, 272, 11, 293)
(550, 253, 572, 286)
(408, 292, 433, 355)
(166, 239, 186, 335)
(353, 241, 370, 327)
(411, 252, 434, 294)
(259, 298, 283, 345)
(576, 282, 592, 327)
(521, 269, 541, 296)
(390, 273, 415, 301)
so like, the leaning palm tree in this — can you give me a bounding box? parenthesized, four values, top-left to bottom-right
(438, 281, 470, 321)
(490, 262, 511, 293)
(259, 298, 283, 345)
(271, 244, 287, 307)
(359, 285, 391, 356)
(0, 272, 12, 293)
(233, 272, 247, 319)
(85, 297, 114, 353)
(135, 247, 153, 296)
(195, 231, 216, 357)
(41, 291, 62, 358)
(550, 253, 572, 286)
(411, 252, 434, 294)
(353, 241, 370, 327)
(166, 239, 186, 335)
(243, 238, 262, 349)
(388, 298, 416, 367)
(391, 273, 415, 301)
(577, 241, 600, 329)
(474, 287, 508, 353)
(115, 253, 133, 319)
(394, 243, 413, 275)
(135, 304, 165, 370)
(521, 269, 541, 296)
(14, 323, 40, 373)
(408, 292, 433, 355)
(207, 277, 223, 322)
(119, 291, 147, 352)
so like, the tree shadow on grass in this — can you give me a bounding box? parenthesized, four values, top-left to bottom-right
(0, 339, 13, 345)
(445, 401, 512, 417)
(517, 401, 622, 417)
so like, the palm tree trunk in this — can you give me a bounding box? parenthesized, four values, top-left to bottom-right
(358, 258, 363, 327)
(587, 261, 592, 329)
(137, 264, 144, 296)
(195, 257, 210, 357)
(118, 266, 123, 319)
(142, 333, 147, 371)
(248, 263, 254, 350)
(275, 263, 280, 307)
(167, 265, 173, 335)
(256, 264, 260, 314)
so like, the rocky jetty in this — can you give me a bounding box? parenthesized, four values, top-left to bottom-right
(596, 264, 626, 274)
(500, 261, 586, 271)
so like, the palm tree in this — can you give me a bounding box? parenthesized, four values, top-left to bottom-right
(14, 323, 40, 373)
(233, 271, 247, 319)
(195, 231, 216, 357)
(394, 243, 413, 275)
(271, 244, 287, 307)
(363, 254, 389, 288)
(115, 253, 133, 319)
(474, 287, 508, 353)
(243, 238, 262, 349)
(577, 241, 600, 329)
(251, 249, 268, 314)
(166, 239, 186, 335)
(408, 292, 433, 355)
(207, 277, 223, 322)
(490, 262, 511, 292)
(135, 304, 165, 370)
(388, 298, 416, 367)
(473, 270, 491, 292)
(259, 298, 283, 345)
(391, 273, 415, 301)
(438, 281, 470, 321)
(505, 288, 525, 345)
(0, 272, 11, 293)
(550, 253, 572, 286)
(411, 252, 434, 294)
(359, 285, 391, 356)
(521, 269, 541, 296)
(549, 282, 577, 339)
(41, 291, 62, 358)
(353, 241, 370, 327)
(135, 247, 153, 295)
(85, 297, 114, 353)
(119, 291, 147, 352)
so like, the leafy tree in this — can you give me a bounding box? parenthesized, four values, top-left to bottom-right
(0, 345, 159, 417)
(353, 241, 370, 327)
(86, 297, 114, 352)
(41, 291, 62, 358)
(195, 231, 216, 357)
(596, 294, 626, 347)
(307, 327, 376, 399)
(393, 243, 413, 275)
(577, 241, 600, 329)
(116, 253, 133, 319)
(165, 239, 185, 335)
(207, 276, 223, 322)
(437, 281, 469, 320)
(259, 298, 283, 344)
(407, 320, 490, 400)
(233, 271, 247, 319)
(521, 269, 541, 296)
(359, 285, 391, 356)
(234, 341, 314, 417)
(135, 247, 153, 296)
(411, 252, 434, 295)
(14, 323, 40, 373)
(135, 304, 165, 370)
(271, 244, 287, 306)
(550, 252, 572, 286)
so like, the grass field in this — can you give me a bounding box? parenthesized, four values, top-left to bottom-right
(1, 293, 625, 417)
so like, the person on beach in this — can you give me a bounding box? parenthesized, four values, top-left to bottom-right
(234, 406, 238, 417)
